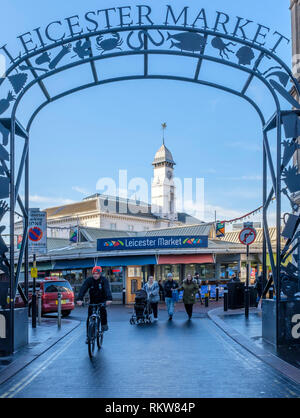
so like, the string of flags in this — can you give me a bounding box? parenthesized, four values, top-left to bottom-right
(216, 197, 276, 238)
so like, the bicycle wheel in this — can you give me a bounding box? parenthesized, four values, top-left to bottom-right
(88, 319, 96, 358)
(96, 319, 103, 349)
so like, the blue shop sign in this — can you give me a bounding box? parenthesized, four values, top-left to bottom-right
(97, 235, 208, 251)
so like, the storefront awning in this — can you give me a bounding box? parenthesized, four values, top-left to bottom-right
(53, 255, 157, 270)
(158, 254, 214, 265)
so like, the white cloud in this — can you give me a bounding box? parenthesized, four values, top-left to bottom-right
(72, 186, 90, 195)
(225, 141, 261, 152)
(218, 175, 262, 181)
(28, 195, 75, 208)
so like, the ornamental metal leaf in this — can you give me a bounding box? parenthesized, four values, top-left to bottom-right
(0, 91, 15, 116)
(282, 114, 300, 139)
(0, 123, 10, 146)
(282, 166, 300, 193)
(282, 213, 299, 240)
(282, 139, 300, 167)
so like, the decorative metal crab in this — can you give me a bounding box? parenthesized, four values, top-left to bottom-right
(95, 32, 123, 54)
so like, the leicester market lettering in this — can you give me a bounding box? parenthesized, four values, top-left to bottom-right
(97, 235, 208, 251)
(0, 5, 290, 63)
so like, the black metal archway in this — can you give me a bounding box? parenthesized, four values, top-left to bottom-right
(0, 18, 300, 351)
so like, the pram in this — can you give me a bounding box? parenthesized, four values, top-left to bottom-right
(129, 289, 153, 325)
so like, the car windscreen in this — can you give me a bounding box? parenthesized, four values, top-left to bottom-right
(44, 282, 73, 293)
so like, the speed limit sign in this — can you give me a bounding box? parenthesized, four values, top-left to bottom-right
(239, 227, 256, 246)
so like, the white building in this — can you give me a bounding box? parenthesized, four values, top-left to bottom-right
(15, 141, 202, 240)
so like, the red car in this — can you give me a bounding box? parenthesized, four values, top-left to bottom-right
(15, 277, 75, 317)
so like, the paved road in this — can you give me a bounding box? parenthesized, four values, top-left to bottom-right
(0, 306, 300, 398)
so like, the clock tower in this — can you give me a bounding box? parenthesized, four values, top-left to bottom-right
(151, 124, 177, 221)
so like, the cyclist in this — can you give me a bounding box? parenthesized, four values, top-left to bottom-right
(76, 266, 112, 343)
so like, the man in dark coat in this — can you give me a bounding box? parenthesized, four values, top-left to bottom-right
(163, 273, 178, 320)
(77, 266, 112, 342)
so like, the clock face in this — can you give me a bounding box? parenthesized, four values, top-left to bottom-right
(167, 170, 173, 180)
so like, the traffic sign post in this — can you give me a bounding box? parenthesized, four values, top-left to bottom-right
(239, 227, 257, 318)
(28, 209, 47, 255)
(31, 254, 37, 329)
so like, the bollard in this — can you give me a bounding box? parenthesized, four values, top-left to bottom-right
(216, 286, 219, 302)
(205, 293, 209, 307)
(38, 292, 42, 325)
(269, 287, 274, 300)
(57, 292, 62, 329)
(245, 287, 250, 318)
(31, 293, 37, 328)
(224, 286, 228, 311)
(122, 288, 126, 305)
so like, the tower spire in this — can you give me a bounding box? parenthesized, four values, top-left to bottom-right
(161, 122, 167, 145)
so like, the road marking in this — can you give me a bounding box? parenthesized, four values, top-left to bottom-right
(0, 332, 80, 398)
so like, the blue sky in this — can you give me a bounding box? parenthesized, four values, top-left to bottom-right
(0, 0, 293, 225)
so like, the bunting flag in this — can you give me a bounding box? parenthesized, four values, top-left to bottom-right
(69, 228, 78, 243)
(216, 221, 225, 238)
(17, 235, 23, 249)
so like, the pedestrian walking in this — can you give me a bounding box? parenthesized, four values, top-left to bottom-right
(194, 272, 203, 305)
(229, 272, 241, 282)
(144, 276, 160, 321)
(254, 274, 263, 306)
(158, 279, 164, 301)
(177, 274, 199, 320)
(163, 273, 178, 320)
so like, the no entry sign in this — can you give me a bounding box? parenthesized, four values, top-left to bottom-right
(28, 209, 47, 254)
(239, 227, 256, 246)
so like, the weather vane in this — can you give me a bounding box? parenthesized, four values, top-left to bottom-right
(161, 122, 167, 145)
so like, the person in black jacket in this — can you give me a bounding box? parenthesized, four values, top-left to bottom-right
(77, 266, 112, 342)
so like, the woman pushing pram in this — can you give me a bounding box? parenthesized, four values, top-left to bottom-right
(129, 276, 159, 325)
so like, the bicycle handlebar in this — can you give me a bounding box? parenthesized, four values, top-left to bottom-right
(88, 302, 107, 307)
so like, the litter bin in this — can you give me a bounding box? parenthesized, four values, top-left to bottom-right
(249, 286, 258, 307)
(227, 282, 245, 309)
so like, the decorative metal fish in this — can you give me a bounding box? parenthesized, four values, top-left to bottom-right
(167, 32, 206, 52)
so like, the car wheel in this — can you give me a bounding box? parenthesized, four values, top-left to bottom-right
(62, 310, 71, 317)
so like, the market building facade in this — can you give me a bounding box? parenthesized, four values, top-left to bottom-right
(17, 223, 270, 304)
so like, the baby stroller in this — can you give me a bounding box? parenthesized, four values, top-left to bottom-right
(129, 289, 153, 325)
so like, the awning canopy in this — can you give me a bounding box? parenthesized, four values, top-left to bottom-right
(158, 254, 214, 265)
(53, 255, 157, 270)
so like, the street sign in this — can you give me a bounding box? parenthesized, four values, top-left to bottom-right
(28, 208, 47, 255)
(239, 227, 257, 246)
(31, 268, 38, 278)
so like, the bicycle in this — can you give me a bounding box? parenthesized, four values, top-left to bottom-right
(87, 303, 106, 358)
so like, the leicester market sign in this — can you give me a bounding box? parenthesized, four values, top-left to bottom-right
(97, 235, 209, 251)
(0, 5, 290, 63)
